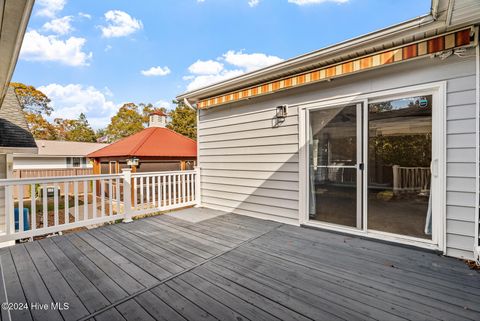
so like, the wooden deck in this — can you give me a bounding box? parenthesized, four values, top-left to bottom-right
(0, 208, 479, 321)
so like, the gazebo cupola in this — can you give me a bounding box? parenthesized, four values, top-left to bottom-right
(149, 110, 167, 128)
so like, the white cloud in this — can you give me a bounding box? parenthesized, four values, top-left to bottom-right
(141, 66, 171, 77)
(100, 10, 143, 38)
(36, 0, 66, 18)
(184, 50, 283, 91)
(78, 12, 92, 19)
(288, 0, 349, 5)
(188, 60, 223, 75)
(20, 30, 92, 66)
(223, 50, 283, 72)
(155, 99, 172, 110)
(42, 16, 74, 35)
(38, 84, 118, 129)
(248, 0, 260, 7)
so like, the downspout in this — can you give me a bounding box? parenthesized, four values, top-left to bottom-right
(183, 98, 196, 111)
(184, 98, 202, 207)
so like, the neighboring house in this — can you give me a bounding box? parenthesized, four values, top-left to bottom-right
(0, 0, 37, 238)
(13, 140, 108, 170)
(178, 0, 480, 261)
(88, 111, 197, 174)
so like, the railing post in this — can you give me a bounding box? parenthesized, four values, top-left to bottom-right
(392, 165, 399, 195)
(194, 166, 201, 207)
(122, 168, 133, 223)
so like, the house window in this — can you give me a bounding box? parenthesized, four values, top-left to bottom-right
(72, 157, 81, 168)
(109, 161, 118, 174)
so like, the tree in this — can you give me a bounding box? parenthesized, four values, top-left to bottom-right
(105, 103, 145, 141)
(167, 100, 196, 140)
(25, 113, 57, 140)
(55, 113, 97, 142)
(10, 82, 53, 115)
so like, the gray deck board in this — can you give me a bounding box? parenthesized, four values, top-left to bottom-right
(0, 209, 478, 321)
(24, 241, 89, 320)
(9, 244, 63, 321)
(38, 238, 111, 313)
(0, 250, 33, 321)
(51, 234, 128, 302)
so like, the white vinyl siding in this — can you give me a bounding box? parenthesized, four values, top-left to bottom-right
(198, 49, 478, 259)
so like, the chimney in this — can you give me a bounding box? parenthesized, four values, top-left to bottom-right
(149, 110, 167, 128)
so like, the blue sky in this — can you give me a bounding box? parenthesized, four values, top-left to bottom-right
(13, 0, 430, 129)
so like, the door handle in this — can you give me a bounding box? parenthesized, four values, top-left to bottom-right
(430, 159, 439, 177)
(358, 163, 364, 171)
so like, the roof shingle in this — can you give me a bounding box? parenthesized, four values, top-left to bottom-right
(0, 87, 37, 149)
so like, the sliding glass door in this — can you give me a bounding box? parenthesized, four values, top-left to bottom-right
(367, 95, 433, 239)
(307, 94, 435, 242)
(308, 103, 363, 229)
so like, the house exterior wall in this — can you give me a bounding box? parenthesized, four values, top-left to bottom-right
(13, 156, 92, 169)
(197, 49, 478, 260)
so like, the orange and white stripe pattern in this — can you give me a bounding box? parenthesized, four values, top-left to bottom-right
(197, 27, 475, 109)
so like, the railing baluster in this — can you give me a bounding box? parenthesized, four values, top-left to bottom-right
(101, 179, 105, 217)
(83, 180, 88, 221)
(162, 175, 166, 207)
(186, 174, 190, 202)
(133, 177, 138, 209)
(151, 175, 156, 208)
(156, 176, 161, 208)
(31, 184, 36, 231)
(64, 182, 69, 224)
(43, 184, 48, 228)
(54, 184, 59, 227)
(116, 177, 120, 214)
(172, 175, 177, 205)
(18, 185, 24, 233)
(109, 179, 113, 216)
(140, 177, 144, 208)
(167, 175, 172, 206)
(92, 179, 97, 218)
(74, 181, 79, 222)
(182, 173, 186, 204)
(6, 186, 14, 236)
(146, 176, 150, 207)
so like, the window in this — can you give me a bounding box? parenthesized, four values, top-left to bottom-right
(72, 157, 81, 168)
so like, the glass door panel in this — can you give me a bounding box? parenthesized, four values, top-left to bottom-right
(309, 104, 362, 229)
(367, 95, 432, 239)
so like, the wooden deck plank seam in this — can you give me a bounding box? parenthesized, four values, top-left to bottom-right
(76, 223, 282, 321)
(0, 257, 12, 321)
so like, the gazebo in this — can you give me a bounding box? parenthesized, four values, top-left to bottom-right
(88, 111, 197, 174)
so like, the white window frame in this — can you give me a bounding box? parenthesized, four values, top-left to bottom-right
(298, 81, 446, 253)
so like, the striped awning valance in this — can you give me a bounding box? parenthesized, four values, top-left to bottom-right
(197, 26, 476, 109)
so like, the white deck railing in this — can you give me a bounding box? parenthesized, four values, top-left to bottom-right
(392, 165, 430, 193)
(0, 168, 200, 242)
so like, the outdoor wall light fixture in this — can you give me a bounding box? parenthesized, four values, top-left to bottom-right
(273, 104, 288, 128)
(276, 105, 288, 120)
(126, 157, 139, 166)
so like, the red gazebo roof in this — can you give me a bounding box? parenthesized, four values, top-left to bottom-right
(88, 127, 197, 158)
